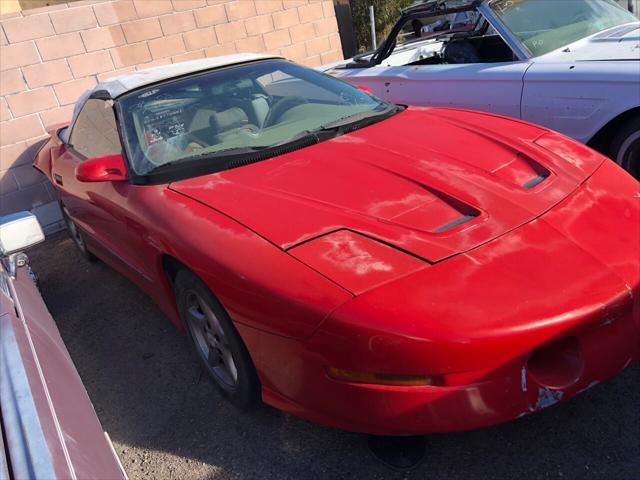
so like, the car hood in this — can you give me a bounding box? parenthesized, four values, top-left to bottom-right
(537, 22, 640, 62)
(169, 107, 605, 263)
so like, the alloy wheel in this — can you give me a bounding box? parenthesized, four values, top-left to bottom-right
(185, 291, 239, 391)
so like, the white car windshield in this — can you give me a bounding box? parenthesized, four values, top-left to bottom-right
(490, 0, 638, 56)
(118, 59, 390, 176)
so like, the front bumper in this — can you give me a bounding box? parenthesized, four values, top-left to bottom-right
(256, 295, 638, 435)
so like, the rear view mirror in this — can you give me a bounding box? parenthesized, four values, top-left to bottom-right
(76, 154, 128, 183)
(0, 212, 45, 256)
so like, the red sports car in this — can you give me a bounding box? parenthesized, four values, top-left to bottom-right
(34, 54, 639, 435)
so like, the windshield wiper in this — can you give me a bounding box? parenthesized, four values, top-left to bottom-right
(193, 145, 269, 158)
(146, 145, 270, 174)
(320, 105, 403, 132)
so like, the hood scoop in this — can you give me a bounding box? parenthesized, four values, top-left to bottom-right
(592, 23, 639, 40)
(388, 184, 481, 234)
(491, 152, 551, 190)
(442, 116, 551, 191)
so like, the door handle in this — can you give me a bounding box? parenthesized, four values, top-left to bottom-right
(54, 174, 63, 186)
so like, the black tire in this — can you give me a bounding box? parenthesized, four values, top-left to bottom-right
(60, 202, 97, 262)
(610, 115, 640, 180)
(175, 269, 260, 410)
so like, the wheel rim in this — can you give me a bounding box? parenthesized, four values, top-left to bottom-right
(62, 206, 86, 251)
(185, 291, 239, 390)
(617, 131, 640, 180)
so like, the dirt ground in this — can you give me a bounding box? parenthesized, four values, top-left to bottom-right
(30, 232, 639, 480)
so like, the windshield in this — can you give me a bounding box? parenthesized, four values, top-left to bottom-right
(396, 4, 480, 47)
(119, 60, 389, 176)
(490, 0, 637, 56)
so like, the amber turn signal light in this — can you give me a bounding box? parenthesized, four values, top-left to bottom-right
(327, 368, 436, 387)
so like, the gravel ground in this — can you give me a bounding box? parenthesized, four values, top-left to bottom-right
(30, 232, 639, 480)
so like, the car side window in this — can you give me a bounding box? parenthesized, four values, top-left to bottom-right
(69, 99, 122, 159)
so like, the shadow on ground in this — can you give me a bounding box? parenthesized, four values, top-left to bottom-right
(30, 233, 639, 480)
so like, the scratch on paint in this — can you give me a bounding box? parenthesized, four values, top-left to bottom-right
(520, 367, 527, 392)
(577, 380, 600, 395)
(625, 284, 634, 301)
(535, 387, 564, 410)
(601, 316, 616, 326)
(521, 387, 565, 416)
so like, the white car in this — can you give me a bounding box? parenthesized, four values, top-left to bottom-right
(0, 213, 127, 479)
(326, 0, 640, 179)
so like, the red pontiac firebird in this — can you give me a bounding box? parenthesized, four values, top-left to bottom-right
(34, 54, 639, 435)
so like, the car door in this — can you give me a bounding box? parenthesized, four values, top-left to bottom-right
(51, 98, 153, 284)
(52, 99, 120, 233)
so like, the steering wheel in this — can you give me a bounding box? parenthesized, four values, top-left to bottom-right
(263, 96, 309, 128)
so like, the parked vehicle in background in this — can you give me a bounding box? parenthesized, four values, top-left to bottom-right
(0, 213, 126, 480)
(33, 54, 639, 436)
(326, 0, 640, 179)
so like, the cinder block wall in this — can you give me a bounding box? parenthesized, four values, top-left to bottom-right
(0, 0, 343, 233)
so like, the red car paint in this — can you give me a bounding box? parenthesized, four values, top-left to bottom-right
(35, 107, 640, 435)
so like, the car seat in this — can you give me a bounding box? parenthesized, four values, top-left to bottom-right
(209, 107, 254, 141)
(229, 94, 271, 128)
(442, 40, 481, 64)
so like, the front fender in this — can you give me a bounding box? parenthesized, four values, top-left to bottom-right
(522, 61, 640, 143)
(148, 188, 354, 339)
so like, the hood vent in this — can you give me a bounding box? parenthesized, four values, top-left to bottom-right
(523, 174, 548, 190)
(593, 23, 639, 40)
(434, 214, 477, 233)
(390, 185, 481, 234)
(491, 152, 550, 190)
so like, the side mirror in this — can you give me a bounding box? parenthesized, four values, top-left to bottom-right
(0, 212, 45, 256)
(76, 154, 128, 183)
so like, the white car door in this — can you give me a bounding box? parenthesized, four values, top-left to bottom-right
(347, 61, 529, 119)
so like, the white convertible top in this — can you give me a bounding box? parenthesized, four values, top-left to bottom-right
(95, 53, 279, 98)
(61, 53, 281, 143)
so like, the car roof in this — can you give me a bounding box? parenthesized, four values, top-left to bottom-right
(90, 53, 282, 99)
